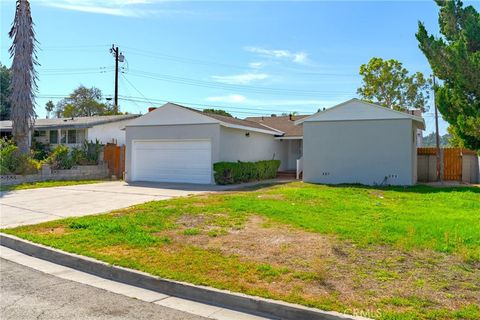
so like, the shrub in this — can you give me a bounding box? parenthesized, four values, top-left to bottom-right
(47, 145, 73, 169)
(0, 139, 41, 175)
(83, 139, 102, 164)
(213, 160, 281, 185)
(31, 140, 50, 161)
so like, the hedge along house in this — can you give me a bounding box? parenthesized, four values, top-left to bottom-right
(295, 99, 425, 186)
(0, 114, 139, 148)
(124, 103, 293, 184)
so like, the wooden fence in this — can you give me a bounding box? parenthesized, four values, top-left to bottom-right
(103, 144, 125, 179)
(417, 147, 479, 183)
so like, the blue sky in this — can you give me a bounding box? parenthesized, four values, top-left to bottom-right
(1, 1, 478, 135)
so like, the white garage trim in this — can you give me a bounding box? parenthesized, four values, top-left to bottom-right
(131, 139, 212, 184)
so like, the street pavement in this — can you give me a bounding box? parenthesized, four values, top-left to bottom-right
(0, 258, 209, 320)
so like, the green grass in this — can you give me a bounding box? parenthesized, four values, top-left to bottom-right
(0, 179, 105, 192)
(3, 182, 479, 319)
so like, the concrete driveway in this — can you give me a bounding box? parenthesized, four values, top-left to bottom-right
(0, 181, 226, 228)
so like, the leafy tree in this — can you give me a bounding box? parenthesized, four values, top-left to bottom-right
(416, 0, 480, 150)
(45, 100, 54, 118)
(0, 63, 12, 120)
(357, 57, 431, 111)
(203, 108, 232, 117)
(9, 0, 38, 154)
(422, 131, 451, 147)
(56, 86, 117, 117)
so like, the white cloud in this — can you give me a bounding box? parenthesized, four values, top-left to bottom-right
(245, 46, 309, 64)
(248, 62, 264, 69)
(212, 73, 269, 85)
(36, 0, 167, 17)
(206, 94, 247, 104)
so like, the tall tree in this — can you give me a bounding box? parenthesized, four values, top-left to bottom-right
(0, 63, 12, 120)
(56, 86, 116, 117)
(9, 0, 38, 154)
(416, 0, 480, 150)
(45, 100, 54, 118)
(357, 57, 430, 111)
(203, 108, 232, 117)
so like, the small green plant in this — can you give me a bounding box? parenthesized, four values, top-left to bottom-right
(31, 140, 50, 161)
(0, 139, 40, 175)
(183, 228, 200, 236)
(83, 139, 102, 164)
(47, 145, 73, 169)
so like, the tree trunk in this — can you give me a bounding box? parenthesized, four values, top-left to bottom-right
(14, 132, 30, 154)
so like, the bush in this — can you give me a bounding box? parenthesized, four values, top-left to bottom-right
(47, 145, 73, 169)
(213, 160, 281, 185)
(31, 140, 50, 161)
(0, 139, 41, 175)
(46, 140, 103, 169)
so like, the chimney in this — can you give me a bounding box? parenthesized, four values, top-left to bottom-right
(148, 107, 157, 112)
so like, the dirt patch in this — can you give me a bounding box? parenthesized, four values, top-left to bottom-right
(160, 214, 480, 315)
(35, 226, 70, 236)
(256, 194, 286, 200)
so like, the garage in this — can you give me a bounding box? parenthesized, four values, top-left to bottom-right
(131, 139, 212, 184)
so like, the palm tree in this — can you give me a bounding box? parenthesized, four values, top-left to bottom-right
(9, 0, 38, 154)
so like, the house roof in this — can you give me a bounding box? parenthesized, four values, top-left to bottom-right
(245, 115, 308, 138)
(179, 104, 283, 134)
(295, 98, 425, 129)
(0, 114, 140, 131)
(127, 102, 283, 135)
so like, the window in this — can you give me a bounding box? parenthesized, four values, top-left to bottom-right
(49, 130, 58, 144)
(68, 130, 77, 144)
(34, 130, 46, 137)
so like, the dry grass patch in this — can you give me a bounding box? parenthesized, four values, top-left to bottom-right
(160, 214, 480, 318)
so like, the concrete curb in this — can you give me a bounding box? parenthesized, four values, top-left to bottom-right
(0, 233, 367, 320)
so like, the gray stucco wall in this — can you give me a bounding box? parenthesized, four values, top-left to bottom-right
(219, 127, 289, 170)
(303, 119, 415, 186)
(125, 124, 221, 182)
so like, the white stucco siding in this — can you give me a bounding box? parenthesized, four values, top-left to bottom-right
(303, 119, 415, 186)
(125, 124, 220, 182)
(87, 119, 132, 145)
(219, 127, 288, 170)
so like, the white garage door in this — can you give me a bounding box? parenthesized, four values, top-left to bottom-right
(132, 140, 212, 184)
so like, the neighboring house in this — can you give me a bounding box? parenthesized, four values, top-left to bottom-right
(0, 114, 139, 148)
(124, 99, 424, 186)
(296, 99, 425, 186)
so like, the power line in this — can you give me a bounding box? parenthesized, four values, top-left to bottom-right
(121, 45, 357, 77)
(125, 69, 353, 97)
(117, 95, 315, 115)
(121, 74, 156, 106)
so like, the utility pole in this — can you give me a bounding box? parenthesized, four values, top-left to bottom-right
(432, 75, 442, 182)
(110, 45, 124, 114)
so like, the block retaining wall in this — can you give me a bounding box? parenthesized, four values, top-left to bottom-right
(0, 164, 109, 186)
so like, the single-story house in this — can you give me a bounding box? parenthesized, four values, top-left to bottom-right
(0, 114, 139, 148)
(295, 99, 425, 185)
(124, 99, 424, 185)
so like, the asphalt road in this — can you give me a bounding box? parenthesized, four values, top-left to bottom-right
(0, 258, 208, 320)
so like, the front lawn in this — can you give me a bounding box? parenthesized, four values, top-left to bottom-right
(3, 182, 479, 319)
(0, 179, 105, 192)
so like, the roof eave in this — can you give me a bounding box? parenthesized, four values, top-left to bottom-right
(219, 122, 282, 135)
